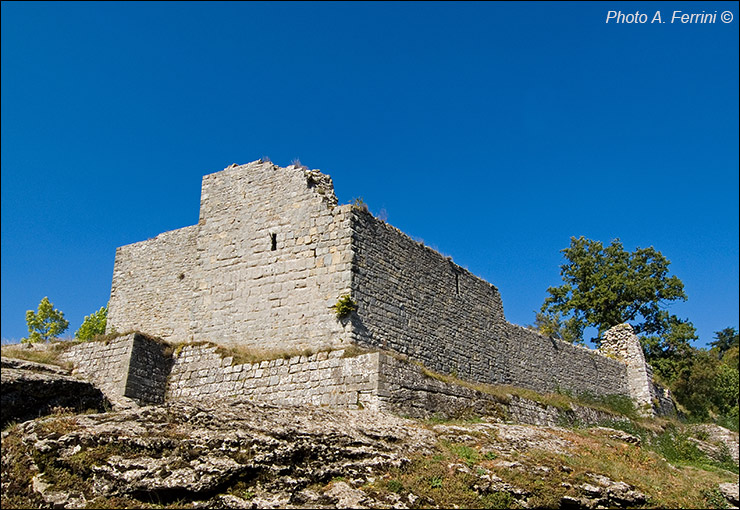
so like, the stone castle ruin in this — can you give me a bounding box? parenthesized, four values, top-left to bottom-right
(62, 160, 673, 417)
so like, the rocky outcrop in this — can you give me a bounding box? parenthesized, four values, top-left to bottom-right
(2, 398, 436, 509)
(689, 423, 740, 465)
(2, 396, 737, 509)
(0, 357, 109, 428)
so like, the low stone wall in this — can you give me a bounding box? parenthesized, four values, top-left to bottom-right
(166, 344, 379, 409)
(57, 334, 637, 426)
(59, 333, 171, 405)
(59, 335, 133, 401)
(124, 334, 172, 404)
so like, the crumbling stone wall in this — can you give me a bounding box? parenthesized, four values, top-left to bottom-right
(376, 353, 629, 425)
(601, 323, 676, 416)
(349, 209, 630, 398)
(59, 334, 660, 422)
(107, 161, 354, 352)
(60, 334, 133, 400)
(191, 163, 353, 351)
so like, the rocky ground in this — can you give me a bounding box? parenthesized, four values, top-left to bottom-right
(1, 357, 109, 429)
(1, 358, 738, 509)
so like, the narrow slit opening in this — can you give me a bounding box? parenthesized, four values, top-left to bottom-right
(270, 233, 277, 251)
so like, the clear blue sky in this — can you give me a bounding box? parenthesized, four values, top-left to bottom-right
(2, 1, 738, 348)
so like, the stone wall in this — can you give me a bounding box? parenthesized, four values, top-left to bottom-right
(60, 333, 171, 405)
(600, 323, 676, 416)
(108, 226, 198, 343)
(57, 335, 645, 424)
(60, 334, 133, 401)
(191, 164, 353, 351)
(107, 161, 355, 352)
(166, 344, 379, 409)
(375, 353, 629, 426)
(350, 210, 630, 398)
(103, 161, 656, 406)
(123, 334, 173, 404)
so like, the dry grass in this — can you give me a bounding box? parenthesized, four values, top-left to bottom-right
(416, 363, 634, 417)
(168, 340, 343, 366)
(0, 342, 72, 370)
(360, 421, 737, 509)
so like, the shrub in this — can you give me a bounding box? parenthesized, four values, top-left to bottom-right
(331, 295, 357, 319)
(350, 197, 369, 212)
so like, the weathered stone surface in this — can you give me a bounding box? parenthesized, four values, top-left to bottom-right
(7, 398, 434, 508)
(0, 357, 109, 428)
(601, 323, 676, 416)
(560, 473, 647, 509)
(107, 161, 353, 353)
(3, 396, 733, 509)
(59, 333, 170, 406)
(56, 336, 634, 428)
(350, 209, 631, 400)
(588, 426, 641, 445)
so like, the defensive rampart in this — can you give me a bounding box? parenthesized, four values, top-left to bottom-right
(59, 334, 635, 425)
(349, 210, 628, 397)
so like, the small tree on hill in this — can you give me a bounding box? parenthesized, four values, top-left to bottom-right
(22, 297, 69, 344)
(75, 305, 108, 341)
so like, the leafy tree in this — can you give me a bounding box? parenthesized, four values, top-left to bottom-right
(671, 350, 719, 419)
(671, 344, 739, 428)
(22, 297, 69, 344)
(539, 236, 692, 347)
(75, 305, 108, 341)
(641, 314, 698, 383)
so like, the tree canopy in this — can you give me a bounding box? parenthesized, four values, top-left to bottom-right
(75, 305, 108, 341)
(539, 236, 694, 348)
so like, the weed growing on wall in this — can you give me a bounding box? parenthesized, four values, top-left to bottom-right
(350, 197, 369, 212)
(331, 295, 357, 319)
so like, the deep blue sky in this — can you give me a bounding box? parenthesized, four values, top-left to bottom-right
(2, 1, 738, 348)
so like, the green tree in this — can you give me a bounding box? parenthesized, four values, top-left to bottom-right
(710, 327, 739, 358)
(671, 345, 739, 428)
(640, 314, 698, 383)
(539, 237, 693, 348)
(22, 297, 69, 344)
(75, 305, 108, 341)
